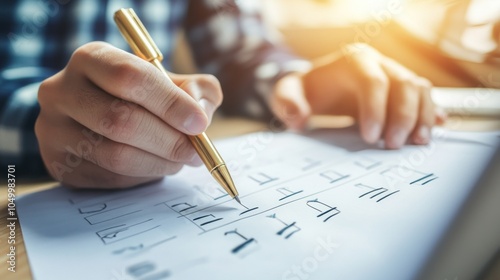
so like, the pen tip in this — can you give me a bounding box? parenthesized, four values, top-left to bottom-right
(234, 196, 242, 205)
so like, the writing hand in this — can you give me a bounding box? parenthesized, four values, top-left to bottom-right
(36, 42, 222, 188)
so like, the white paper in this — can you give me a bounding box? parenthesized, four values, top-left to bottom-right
(17, 127, 499, 280)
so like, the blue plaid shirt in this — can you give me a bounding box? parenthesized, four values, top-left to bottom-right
(0, 0, 310, 178)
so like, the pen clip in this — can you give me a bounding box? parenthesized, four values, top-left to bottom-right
(113, 8, 163, 62)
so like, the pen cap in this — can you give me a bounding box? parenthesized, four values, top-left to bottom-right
(113, 8, 163, 62)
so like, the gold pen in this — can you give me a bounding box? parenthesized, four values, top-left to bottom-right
(113, 8, 241, 204)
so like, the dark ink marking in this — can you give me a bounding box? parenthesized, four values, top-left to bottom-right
(224, 229, 257, 254)
(370, 189, 387, 198)
(200, 218, 223, 227)
(376, 190, 400, 202)
(277, 187, 304, 201)
(317, 207, 340, 222)
(422, 177, 438, 185)
(171, 202, 197, 213)
(359, 187, 385, 198)
(267, 213, 301, 239)
(79, 203, 107, 214)
(193, 214, 223, 227)
(231, 238, 256, 254)
(307, 198, 341, 222)
(240, 207, 259, 216)
(410, 173, 434, 185)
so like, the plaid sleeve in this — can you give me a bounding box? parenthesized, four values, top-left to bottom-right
(184, 0, 311, 121)
(0, 67, 54, 179)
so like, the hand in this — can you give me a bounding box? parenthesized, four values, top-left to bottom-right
(270, 43, 446, 149)
(35, 42, 223, 188)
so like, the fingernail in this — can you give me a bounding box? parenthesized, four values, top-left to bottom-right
(199, 98, 215, 118)
(388, 129, 407, 149)
(415, 125, 430, 145)
(365, 122, 381, 143)
(183, 112, 206, 134)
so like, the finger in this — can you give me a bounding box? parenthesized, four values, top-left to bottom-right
(435, 107, 448, 125)
(37, 115, 188, 178)
(381, 60, 421, 149)
(351, 56, 390, 143)
(170, 74, 223, 124)
(36, 115, 158, 188)
(56, 77, 197, 164)
(54, 157, 158, 189)
(270, 74, 311, 130)
(70, 42, 208, 135)
(410, 78, 435, 145)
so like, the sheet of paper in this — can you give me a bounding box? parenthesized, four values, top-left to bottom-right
(17, 127, 499, 280)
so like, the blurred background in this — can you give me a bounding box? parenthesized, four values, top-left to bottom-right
(177, 0, 500, 89)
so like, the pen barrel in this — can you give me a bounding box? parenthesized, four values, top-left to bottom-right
(113, 8, 163, 62)
(188, 133, 224, 171)
(189, 134, 238, 198)
(114, 8, 238, 199)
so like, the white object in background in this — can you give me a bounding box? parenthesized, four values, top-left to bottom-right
(431, 87, 500, 117)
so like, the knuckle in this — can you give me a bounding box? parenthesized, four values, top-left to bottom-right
(363, 73, 389, 91)
(159, 86, 182, 118)
(416, 77, 433, 90)
(394, 107, 417, 124)
(37, 76, 57, 107)
(396, 75, 417, 86)
(109, 61, 146, 98)
(71, 42, 110, 65)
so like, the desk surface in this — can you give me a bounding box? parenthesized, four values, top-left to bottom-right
(2, 116, 500, 280)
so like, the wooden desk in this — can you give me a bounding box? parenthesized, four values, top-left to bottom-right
(2, 116, 499, 280)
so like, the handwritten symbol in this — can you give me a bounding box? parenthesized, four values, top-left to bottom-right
(306, 199, 341, 222)
(276, 187, 304, 201)
(410, 173, 438, 185)
(170, 202, 198, 213)
(96, 219, 160, 245)
(358, 187, 400, 202)
(193, 214, 223, 227)
(224, 229, 257, 254)
(84, 203, 141, 225)
(112, 236, 177, 255)
(267, 213, 301, 239)
(238, 202, 259, 216)
(78, 203, 107, 214)
(248, 172, 279, 185)
(126, 261, 170, 279)
(320, 170, 349, 183)
(354, 157, 381, 170)
(301, 158, 321, 171)
(381, 166, 438, 186)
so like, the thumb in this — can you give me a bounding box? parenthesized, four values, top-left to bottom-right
(270, 74, 311, 130)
